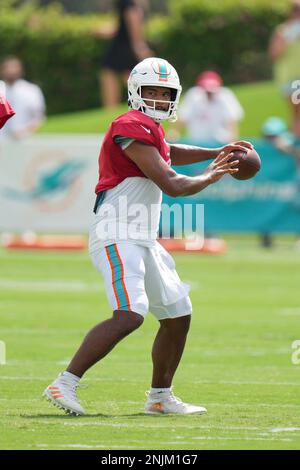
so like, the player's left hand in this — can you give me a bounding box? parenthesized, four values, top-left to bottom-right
(220, 141, 254, 156)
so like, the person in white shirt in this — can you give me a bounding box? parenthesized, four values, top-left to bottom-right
(269, 0, 300, 138)
(177, 71, 244, 145)
(0, 56, 46, 139)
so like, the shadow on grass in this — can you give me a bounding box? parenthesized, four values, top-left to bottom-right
(21, 413, 170, 419)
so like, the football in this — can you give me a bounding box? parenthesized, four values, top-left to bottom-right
(229, 148, 261, 180)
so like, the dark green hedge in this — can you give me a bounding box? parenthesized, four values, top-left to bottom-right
(150, 0, 288, 89)
(0, 0, 289, 114)
(0, 3, 106, 114)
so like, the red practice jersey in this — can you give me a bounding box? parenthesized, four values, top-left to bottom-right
(95, 110, 170, 194)
(0, 96, 15, 129)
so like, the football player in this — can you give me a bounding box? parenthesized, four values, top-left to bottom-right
(44, 58, 253, 415)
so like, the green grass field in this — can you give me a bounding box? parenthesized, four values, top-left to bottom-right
(1, 236, 300, 450)
(40, 81, 289, 138)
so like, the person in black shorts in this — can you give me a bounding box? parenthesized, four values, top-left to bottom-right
(98, 0, 153, 107)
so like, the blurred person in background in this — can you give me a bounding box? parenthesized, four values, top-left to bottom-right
(0, 80, 15, 130)
(260, 116, 300, 249)
(269, 0, 300, 138)
(95, 0, 153, 107)
(0, 56, 46, 140)
(173, 71, 244, 146)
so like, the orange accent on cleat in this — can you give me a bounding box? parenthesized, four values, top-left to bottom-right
(43, 379, 86, 416)
(151, 403, 163, 412)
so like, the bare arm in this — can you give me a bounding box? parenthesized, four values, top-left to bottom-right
(273, 136, 300, 161)
(269, 27, 287, 61)
(124, 141, 239, 197)
(12, 118, 45, 139)
(170, 144, 221, 166)
(124, 6, 153, 60)
(170, 141, 254, 166)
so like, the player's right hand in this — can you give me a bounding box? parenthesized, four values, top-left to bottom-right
(204, 150, 239, 183)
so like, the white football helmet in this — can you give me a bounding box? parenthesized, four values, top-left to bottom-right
(128, 57, 182, 122)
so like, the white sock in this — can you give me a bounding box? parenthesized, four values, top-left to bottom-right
(150, 387, 171, 395)
(61, 371, 80, 383)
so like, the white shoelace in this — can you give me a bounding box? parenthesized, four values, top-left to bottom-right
(167, 392, 184, 404)
(58, 379, 87, 403)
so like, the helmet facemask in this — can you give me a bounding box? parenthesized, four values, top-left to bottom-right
(129, 86, 178, 123)
(128, 58, 182, 123)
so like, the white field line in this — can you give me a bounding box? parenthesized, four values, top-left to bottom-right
(191, 436, 292, 442)
(0, 301, 22, 307)
(271, 427, 300, 433)
(279, 308, 300, 316)
(0, 398, 140, 405)
(202, 403, 300, 408)
(0, 375, 142, 383)
(61, 423, 262, 431)
(8, 343, 292, 360)
(0, 252, 88, 261)
(0, 417, 262, 432)
(191, 349, 291, 357)
(0, 398, 41, 402)
(194, 380, 300, 386)
(0, 278, 104, 292)
(32, 436, 292, 448)
(91, 377, 296, 386)
(34, 444, 139, 449)
(26, 420, 299, 431)
(2, 416, 299, 438)
(0, 376, 299, 388)
(0, 372, 300, 388)
(0, 329, 84, 336)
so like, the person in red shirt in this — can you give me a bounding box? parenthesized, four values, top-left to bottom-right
(44, 58, 253, 416)
(0, 91, 15, 129)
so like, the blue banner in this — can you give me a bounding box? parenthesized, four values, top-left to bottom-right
(162, 139, 300, 233)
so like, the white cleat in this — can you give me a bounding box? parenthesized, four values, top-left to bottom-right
(43, 374, 85, 416)
(144, 389, 207, 415)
